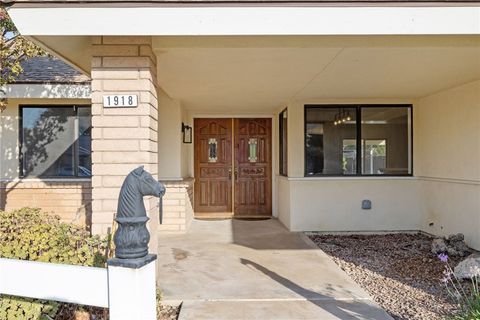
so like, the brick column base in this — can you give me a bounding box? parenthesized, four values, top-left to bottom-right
(159, 178, 194, 233)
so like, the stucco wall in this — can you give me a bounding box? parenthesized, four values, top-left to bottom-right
(277, 176, 291, 229)
(157, 89, 184, 180)
(415, 80, 480, 249)
(275, 83, 480, 250)
(287, 178, 422, 232)
(277, 98, 418, 231)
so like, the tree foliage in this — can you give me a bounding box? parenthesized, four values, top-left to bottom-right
(0, 7, 46, 111)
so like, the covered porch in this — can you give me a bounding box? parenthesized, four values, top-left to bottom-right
(5, 4, 479, 249)
(38, 35, 480, 250)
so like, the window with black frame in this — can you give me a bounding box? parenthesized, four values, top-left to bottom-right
(305, 105, 412, 176)
(20, 105, 92, 178)
(279, 108, 288, 176)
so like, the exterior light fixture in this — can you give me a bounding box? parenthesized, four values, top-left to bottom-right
(181, 122, 192, 143)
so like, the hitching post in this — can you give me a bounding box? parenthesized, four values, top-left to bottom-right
(106, 167, 165, 320)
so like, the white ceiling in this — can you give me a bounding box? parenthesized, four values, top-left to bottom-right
(155, 36, 480, 112)
(34, 35, 480, 113)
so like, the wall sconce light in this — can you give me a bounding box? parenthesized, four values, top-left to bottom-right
(181, 122, 192, 144)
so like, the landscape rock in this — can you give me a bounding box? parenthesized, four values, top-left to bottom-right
(448, 233, 464, 242)
(431, 233, 470, 257)
(454, 254, 480, 279)
(431, 238, 447, 255)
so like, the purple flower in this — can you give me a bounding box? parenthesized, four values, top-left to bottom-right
(438, 253, 449, 263)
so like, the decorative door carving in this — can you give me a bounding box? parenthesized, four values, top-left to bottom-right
(194, 119, 232, 213)
(234, 118, 272, 216)
(194, 118, 272, 217)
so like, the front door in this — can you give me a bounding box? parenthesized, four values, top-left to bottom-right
(194, 118, 232, 213)
(234, 118, 272, 216)
(194, 118, 272, 217)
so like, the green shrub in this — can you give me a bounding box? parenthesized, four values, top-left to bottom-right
(0, 208, 109, 319)
(0, 296, 59, 320)
(0, 208, 107, 266)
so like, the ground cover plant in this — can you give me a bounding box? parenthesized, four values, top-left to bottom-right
(0, 208, 179, 320)
(437, 253, 480, 320)
(0, 208, 108, 319)
(308, 233, 476, 320)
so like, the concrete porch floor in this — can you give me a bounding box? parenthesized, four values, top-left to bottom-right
(157, 218, 392, 320)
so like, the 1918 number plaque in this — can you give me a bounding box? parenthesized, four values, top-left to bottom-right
(103, 95, 138, 108)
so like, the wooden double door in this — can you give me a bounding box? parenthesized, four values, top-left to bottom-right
(194, 118, 272, 217)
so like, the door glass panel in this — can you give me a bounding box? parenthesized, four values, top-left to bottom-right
(208, 138, 218, 163)
(248, 138, 258, 163)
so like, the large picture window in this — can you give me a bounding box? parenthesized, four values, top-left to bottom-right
(279, 108, 288, 176)
(20, 105, 92, 178)
(305, 105, 412, 176)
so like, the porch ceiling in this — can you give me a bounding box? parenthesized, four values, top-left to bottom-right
(154, 36, 480, 112)
(32, 35, 480, 112)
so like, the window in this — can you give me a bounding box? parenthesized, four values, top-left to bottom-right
(279, 109, 288, 176)
(305, 105, 412, 176)
(20, 105, 92, 178)
(306, 107, 357, 175)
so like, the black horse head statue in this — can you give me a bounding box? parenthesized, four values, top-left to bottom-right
(117, 166, 165, 218)
(114, 166, 165, 260)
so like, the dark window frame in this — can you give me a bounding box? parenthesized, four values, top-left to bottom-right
(304, 104, 413, 177)
(279, 108, 288, 176)
(18, 104, 92, 179)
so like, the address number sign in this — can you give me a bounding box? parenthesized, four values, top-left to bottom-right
(103, 95, 138, 108)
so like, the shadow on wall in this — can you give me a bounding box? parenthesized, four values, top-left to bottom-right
(4, 83, 90, 99)
(240, 258, 389, 320)
(0, 112, 18, 211)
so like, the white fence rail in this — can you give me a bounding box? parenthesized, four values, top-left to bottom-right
(0, 258, 108, 307)
(0, 257, 156, 320)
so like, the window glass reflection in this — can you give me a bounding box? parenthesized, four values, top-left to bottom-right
(21, 106, 91, 178)
(361, 107, 410, 175)
(305, 107, 357, 175)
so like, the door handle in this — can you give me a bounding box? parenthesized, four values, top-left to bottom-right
(234, 168, 238, 180)
(228, 168, 232, 180)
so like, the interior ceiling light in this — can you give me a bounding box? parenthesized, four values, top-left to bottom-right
(334, 109, 351, 125)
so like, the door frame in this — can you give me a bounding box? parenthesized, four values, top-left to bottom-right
(191, 115, 276, 218)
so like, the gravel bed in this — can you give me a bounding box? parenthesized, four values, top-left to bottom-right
(158, 303, 181, 320)
(307, 233, 470, 320)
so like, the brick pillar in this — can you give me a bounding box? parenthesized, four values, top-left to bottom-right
(90, 36, 159, 254)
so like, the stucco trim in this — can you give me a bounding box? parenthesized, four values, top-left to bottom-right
(1, 84, 91, 99)
(7, 7, 480, 36)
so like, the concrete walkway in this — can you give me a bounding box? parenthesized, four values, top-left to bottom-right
(157, 218, 392, 320)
